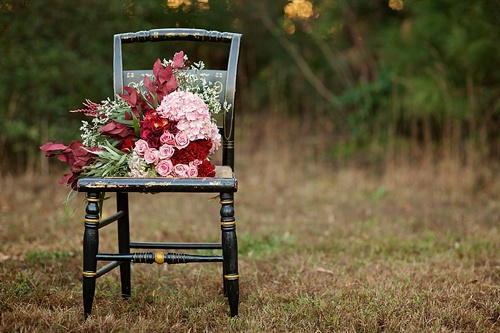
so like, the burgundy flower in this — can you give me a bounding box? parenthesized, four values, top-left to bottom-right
(170, 149, 189, 165)
(40, 142, 68, 157)
(151, 56, 187, 102)
(97, 122, 136, 152)
(59, 166, 82, 188)
(140, 111, 172, 148)
(70, 99, 102, 117)
(197, 159, 216, 177)
(42, 51, 221, 186)
(120, 136, 135, 153)
(171, 139, 212, 166)
(99, 121, 135, 138)
(153, 58, 170, 84)
(172, 51, 185, 69)
(70, 141, 99, 168)
(119, 86, 138, 113)
(190, 139, 212, 159)
(142, 75, 159, 107)
(120, 55, 187, 120)
(40, 140, 100, 189)
(119, 86, 152, 120)
(140, 127, 161, 148)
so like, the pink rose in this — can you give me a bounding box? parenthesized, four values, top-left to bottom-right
(173, 163, 188, 177)
(175, 131, 190, 149)
(160, 131, 176, 145)
(186, 165, 198, 178)
(134, 139, 149, 155)
(155, 159, 173, 176)
(144, 148, 159, 164)
(158, 144, 175, 160)
(190, 159, 203, 167)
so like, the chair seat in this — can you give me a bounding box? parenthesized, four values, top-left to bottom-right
(77, 166, 237, 193)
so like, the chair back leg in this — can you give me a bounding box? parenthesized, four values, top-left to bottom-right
(117, 192, 131, 299)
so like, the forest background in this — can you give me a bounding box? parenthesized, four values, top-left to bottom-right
(0, 1, 499, 331)
(0, 0, 498, 174)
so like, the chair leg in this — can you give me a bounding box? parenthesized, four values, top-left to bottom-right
(220, 192, 239, 317)
(116, 193, 131, 299)
(222, 260, 228, 297)
(83, 192, 100, 320)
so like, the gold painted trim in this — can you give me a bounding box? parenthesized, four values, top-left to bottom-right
(220, 200, 234, 205)
(155, 252, 165, 264)
(223, 109, 234, 142)
(86, 198, 100, 203)
(84, 218, 100, 223)
(224, 274, 239, 280)
(220, 221, 236, 226)
(223, 141, 234, 148)
(82, 271, 97, 277)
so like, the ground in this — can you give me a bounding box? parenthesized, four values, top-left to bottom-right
(0, 121, 498, 332)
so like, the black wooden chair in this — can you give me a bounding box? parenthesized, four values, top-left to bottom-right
(77, 28, 241, 319)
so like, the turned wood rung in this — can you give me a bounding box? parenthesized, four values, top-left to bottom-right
(98, 211, 125, 229)
(96, 252, 223, 264)
(129, 242, 222, 250)
(96, 261, 122, 278)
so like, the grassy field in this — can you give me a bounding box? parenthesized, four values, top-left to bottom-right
(0, 118, 499, 332)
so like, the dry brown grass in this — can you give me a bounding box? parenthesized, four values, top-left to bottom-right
(0, 116, 499, 332)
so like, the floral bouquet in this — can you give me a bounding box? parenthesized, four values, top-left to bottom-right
(41, 51, 228, 190)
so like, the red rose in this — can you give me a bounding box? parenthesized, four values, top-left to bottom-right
(140, 111, 176, 148)
(140, 124, 164, 148)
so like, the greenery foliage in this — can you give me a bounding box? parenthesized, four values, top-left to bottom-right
(0, 0, 498, 172)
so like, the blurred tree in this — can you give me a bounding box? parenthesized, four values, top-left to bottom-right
(252, 0, 499, 164)
(1, 0, 126, 172)
(0, 0, 498, 173)
(379, 0, 500, 162)
(0, 0, 238, 173)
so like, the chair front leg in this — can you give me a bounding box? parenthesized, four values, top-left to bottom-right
(220, 192, 239, 317)
(83, 192, 100, 320)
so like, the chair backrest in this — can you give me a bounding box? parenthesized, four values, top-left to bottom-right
(113, 28, 242, 170)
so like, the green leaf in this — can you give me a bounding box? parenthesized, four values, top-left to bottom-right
(103, 140, 124, 156)
(132, 115, 141, 137)
(65, 189, 77, 204)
